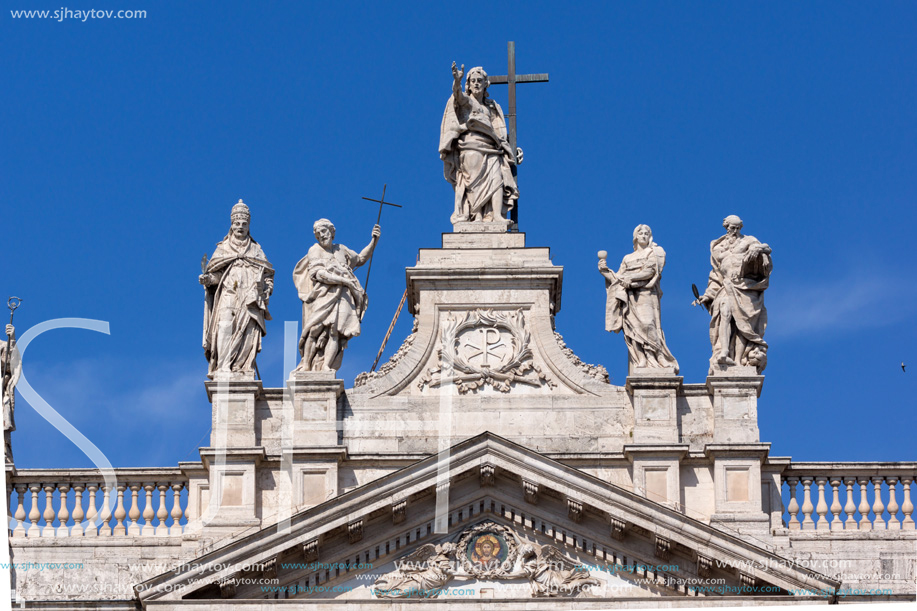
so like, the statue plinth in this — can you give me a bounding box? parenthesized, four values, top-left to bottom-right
(451, 220, 511, 233)
(705, 443, 772, 534)
(626, 372, 683, 444)
(286, 372, 344, 448)
(706, 369, 763, 445)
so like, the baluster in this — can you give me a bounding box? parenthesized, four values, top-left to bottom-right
(156, 484, 169, 536)
(12, 484, 27, 537)
(28, 484, 41, 537)
(5, 483, 11, 535)
(58, 485, 70, 537)
(801, 477, 815, 530)
(901, 477, 914, 530)
(142, 484, 155, 535)
(85, 484, 99, 536)
(871, 476, 886, 530)
(843, 477, 857, 530)
(170, 483, 184, 535)
(857, 477, 871, 531)
(829, 477, 843, 530)
(786, 477, 800, 530)
(128, 484, 141, 536)
(886, 476, 900, 530)
(99, 484, 112, 536)
(815, 477, 829, 531)
(113, 484, 127, 535)
(41, 484, 56, 537)
(71, 485, 85, 536)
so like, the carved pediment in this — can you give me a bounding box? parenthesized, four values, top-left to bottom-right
(137, 434, 840, 604)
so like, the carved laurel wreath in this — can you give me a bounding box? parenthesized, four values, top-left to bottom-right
(456, 521, 519, 579)
(419, 309, 554, 394)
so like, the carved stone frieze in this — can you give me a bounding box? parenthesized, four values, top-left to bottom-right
(419, 309, 555, 394)
(697, 554, 713, 578)
(655, 535, 671, 560)
(554, 332, 610, 383)
(392, 500, 407, 525)
(354, 319, 419, 387)
(218, 578, 236, 599)
(740, 572, 756, 588)
(372, 543, 456, 599)
(303, 538, 320, 562)
(567, 499, 583, 523)
(523, 480, 539, 504)
(348, 519, 364, 544)
(372, 520, 599, 599)
(480, 464, 495, 487)
(610, 517, 627, 541)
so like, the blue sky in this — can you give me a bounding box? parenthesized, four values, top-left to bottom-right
(3, 1, 915, 468)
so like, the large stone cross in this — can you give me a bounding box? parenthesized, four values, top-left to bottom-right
(488, 41, 549, 225)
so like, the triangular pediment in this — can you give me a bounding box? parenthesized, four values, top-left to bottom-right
(138, 433, 839, 605)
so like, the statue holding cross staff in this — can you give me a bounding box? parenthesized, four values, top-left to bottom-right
(440, 63, 522, 225)
(292, 218, 382, 373)
(440, 43, 547, 227)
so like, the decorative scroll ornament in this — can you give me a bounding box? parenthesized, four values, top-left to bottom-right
(554, 332, 609, 383)
(372, 521, 599, 599)
(355, 319, 418, 387)
(372, 543, 456, 599)
(419, 309, 554, 394)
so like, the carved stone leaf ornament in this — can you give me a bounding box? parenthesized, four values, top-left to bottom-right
(372, 521, 600, 599)
(419, 309, 555, 394)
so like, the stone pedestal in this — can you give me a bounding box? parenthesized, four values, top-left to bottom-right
(624, 445, 688, 508)
(706, 366, 763, 444)
(626, 371, 683, 444)
(283, 371, 346, 511)
(705, 443, 771, 536)
(286, 371, 344, 447)
(206, 379, 262, 448)
(197, 447, 264, 532)
(201, 380, 265, 532)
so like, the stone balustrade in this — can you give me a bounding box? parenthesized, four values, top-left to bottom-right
(780, 463, 917, 532)
(6, 468, 191, 537)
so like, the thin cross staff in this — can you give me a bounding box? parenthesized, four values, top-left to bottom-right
(360, 184, 401, 296)
(488, 41, 549, 225)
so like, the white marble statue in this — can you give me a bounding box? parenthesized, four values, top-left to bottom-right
(693, 215, 772, 373)
(2, 324, 22, 464)
(293, 219, 380, 372)
(599, 225, 679, 373)
(372, 543, 456, 599)
(520, 544, 600, 598)
(439, 63, 522, 224)
(199, 201, 274, 379)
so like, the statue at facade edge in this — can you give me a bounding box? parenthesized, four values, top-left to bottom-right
(693, 214, 771, 374)
(199, 200, 274, 380)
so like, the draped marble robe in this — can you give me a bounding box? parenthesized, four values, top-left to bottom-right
(439, 88, 519, 223)
(202, 234, 273, 379)
(605, 243, 679, 373)
(292, 243, 364, 372)
(2, 337, 21, 464)
(701, 232, 772, 373)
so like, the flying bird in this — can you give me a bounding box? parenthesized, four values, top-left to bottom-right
(902, 362, 906, 372)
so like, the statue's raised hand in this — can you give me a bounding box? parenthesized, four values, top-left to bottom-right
(452, 62, 464, 83)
